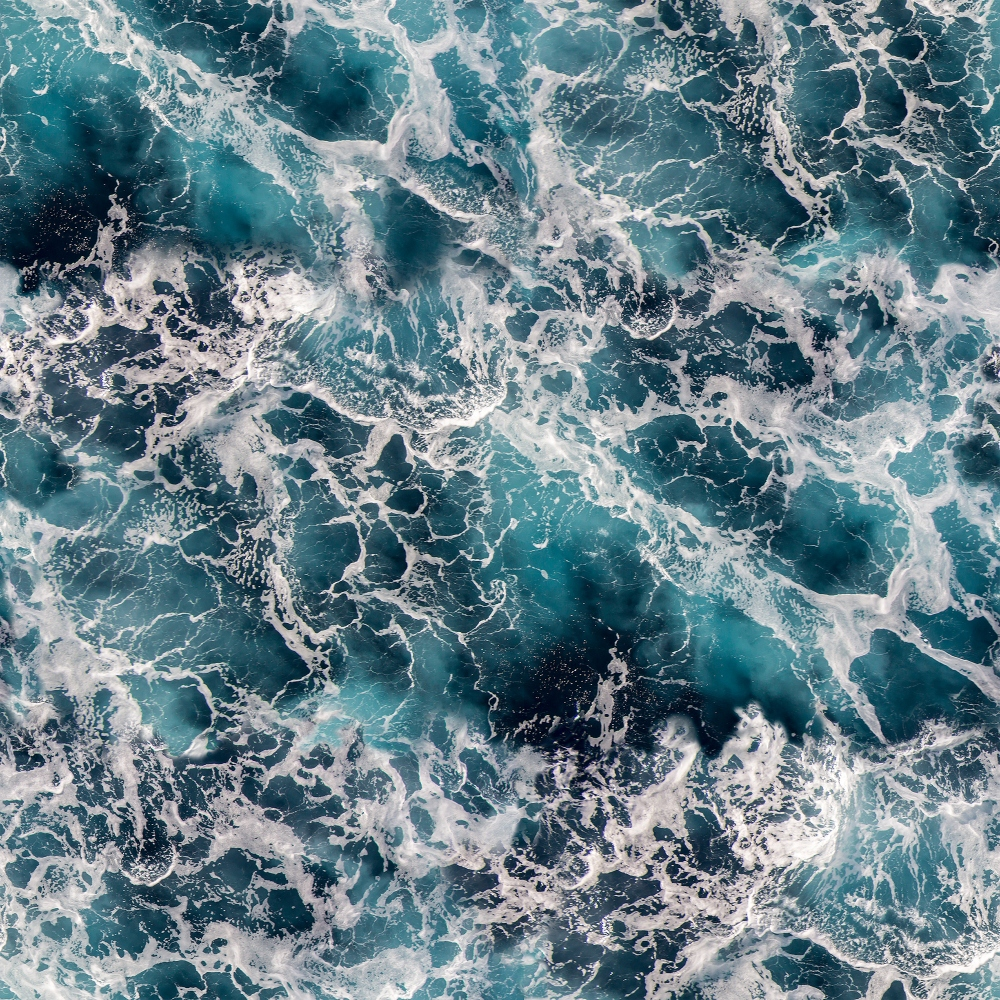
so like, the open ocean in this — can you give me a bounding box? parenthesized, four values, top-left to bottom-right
(2, 0, 1000, 995)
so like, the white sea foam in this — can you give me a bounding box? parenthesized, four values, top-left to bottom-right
(4, 0, 1000, 992)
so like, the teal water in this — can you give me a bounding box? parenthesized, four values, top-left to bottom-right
(2, 0, 1000, 995)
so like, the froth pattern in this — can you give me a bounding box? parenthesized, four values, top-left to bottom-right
(3, 0, 1000, 994)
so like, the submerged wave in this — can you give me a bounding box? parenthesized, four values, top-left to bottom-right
(3, 0, 1000, 994)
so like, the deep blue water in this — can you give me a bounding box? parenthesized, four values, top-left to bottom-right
(3, 0, 1000, 995)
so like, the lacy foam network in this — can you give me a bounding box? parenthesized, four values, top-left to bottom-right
(2, 0, 1000, 995)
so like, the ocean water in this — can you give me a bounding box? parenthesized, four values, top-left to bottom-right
(4, 0, 1000, 995)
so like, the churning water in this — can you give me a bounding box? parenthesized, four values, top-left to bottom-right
(2, 0, 1000, 995)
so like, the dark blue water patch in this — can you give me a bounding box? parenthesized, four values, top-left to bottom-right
(767, 340, 815, 390)
(386, 0, 445, 43)
(889, 433, 947, 496)
(35, 321, 160, 432)
(849, 630, 998, 742)
(83, 396, 159, 461)
(541, 16, 819, 245)
(80, 869, 181, 958)
(769, 479, 905, 598)
(268, 24, 401, 143)
(117, 0, 285, 75)
(679, 598, 817, 746)
(932, 502, 995, 602)
(54, 525, 215, 623)
(785, 25, 861, 143)
(137, 142, 318, 258)
(628, 585, 820, 752)
(483, 631, 621, 748)
(837, 171, 912, 259)
(548, 924, 656, 998)
(762, 938, 873, 999)
(44, 471, 312, 704)
(946, 328, 988, 376)
(862, 67, 908, 133)
(5, 855, 39, 890)
(123, 961, 206, 1000)
(0, 18, 326, 278)
(871, 0, 912, 29)
(125, 676, 213, 756)
(931, 394, 960, 421)
(887, 34, 924, 60)
(416, 483, 638, 742)
(584, 324, 681, 414)
(623, 221, 711, 283)
(358, 180, 465, 291)
(945, 963, 1000, 998)
(536, 24, 623, 76)
(623, 415, 783, 531)
(264, 394, 370, 457)
(0, 432, 76, 509)
(0, 23, 147, 272)
(286, 494, 362, 620)
(668, 301, 816, 395)
(954, 430, 1000, 492)
(909, 607, 998, 664)
(908, 178, 994, 277)
(432, 49, 531, 156)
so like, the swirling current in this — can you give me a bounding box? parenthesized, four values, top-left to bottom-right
(5, 0, 1000, 995)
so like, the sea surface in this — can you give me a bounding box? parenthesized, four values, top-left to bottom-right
(2, 0, 1000, 995)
